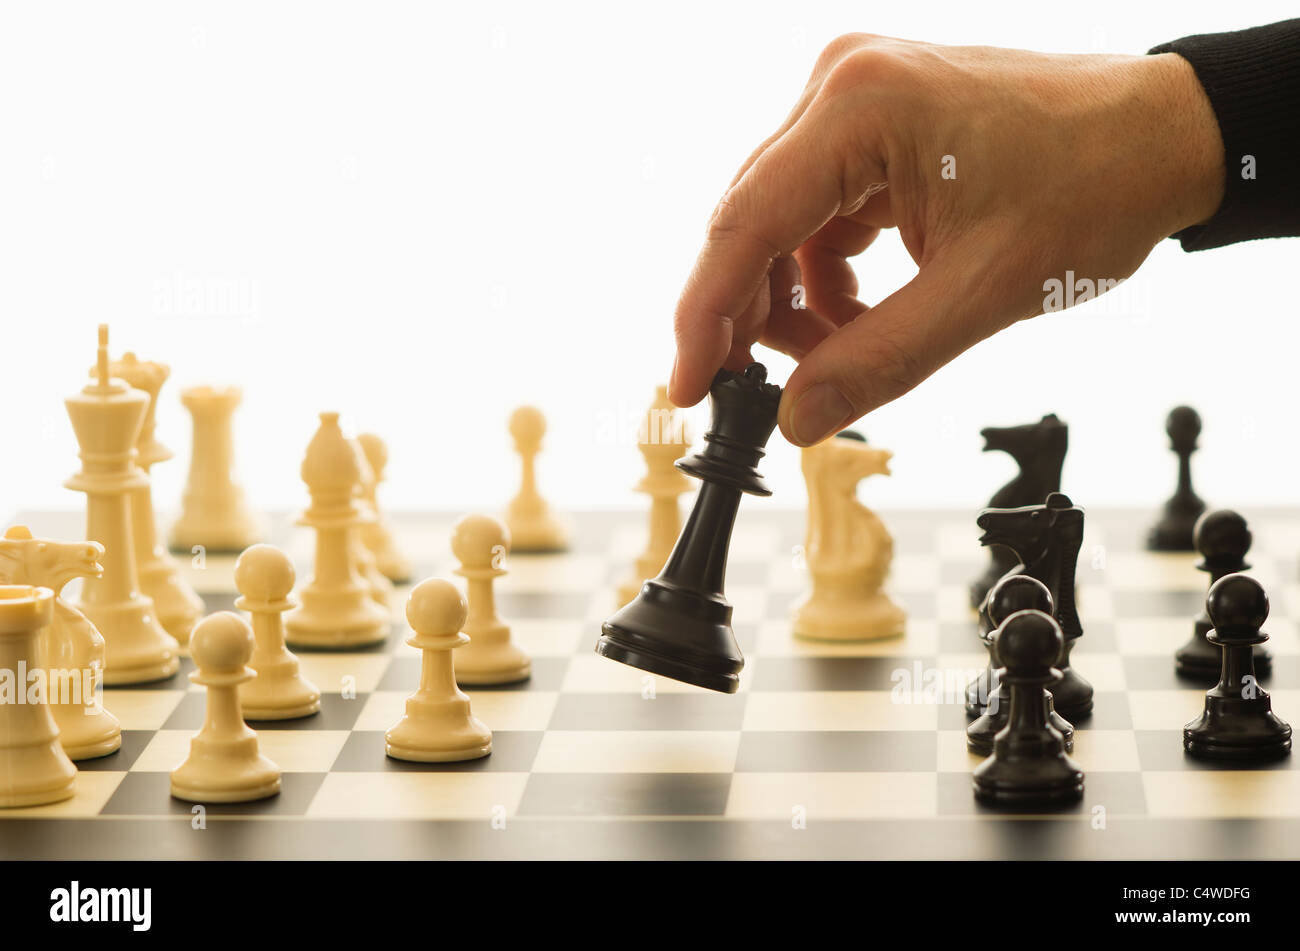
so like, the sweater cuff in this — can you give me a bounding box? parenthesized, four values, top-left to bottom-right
(1150, 19, 1300, 251)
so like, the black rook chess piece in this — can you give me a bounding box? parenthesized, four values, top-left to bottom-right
(1147, 406, 1206, 552)
(972, 608, 1085, 807)
(1183, 574, 1292, 762)
(968, 414, 1068, 610)
(1176, 510, 1271, 680)
(966, 574, 1075, 756)
(596, 363, 781, 693)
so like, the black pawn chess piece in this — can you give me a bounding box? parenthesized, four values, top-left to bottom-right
(596, 363, 781, 693)
(1147, 406, 1206, 551)
(967, 575, 1074, 756)
(972, 609, 1084, 807)
(1176, 510, 1271, 680)
(1183, 574, 1291, 762)
(969, 414, 1068, 609)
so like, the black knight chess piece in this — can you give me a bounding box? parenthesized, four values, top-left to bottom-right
(966, 574, 1074, 756)
(1183, 574, 1291, 762)
(1176, 510, 1271, 680)
(972, 607, 1085, 807)
(596, 363, 781, 693)
(969, 414, 1068, 610)
(1147, 406, 1207, 552)
(965, 492, 1093, 721)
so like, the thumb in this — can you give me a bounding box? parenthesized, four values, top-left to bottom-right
(778, 266, 989, 446)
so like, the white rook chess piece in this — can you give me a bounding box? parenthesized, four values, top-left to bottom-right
(171, 611, 281, 803)
(617, 386, 693, 606)
(170, 385, 261, 553)
(66, 326, 179, 684)
(0, 527, 122, 760)
(235, 544, 321, 720)
(792, 434, 906, 641)
(505, 406, 568, 552)
(357, 432, 411, 583)
(452, 514, 530, 684)
(350, 437, 394, 608)
(0, 585, 78, 807)
(385, 578, 492, 762)
(110, 353, 204, 644)
(284, 413, 390, 648)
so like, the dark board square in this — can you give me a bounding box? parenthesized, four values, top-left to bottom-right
(106, 657, 192, 691)
(546, 693, 746, 731)
(330, 730, 544, 772)
(935, 769, 1146, 817)
(73, 730, 153, 771)
(163, 691, 365, 731)
(517, 773, 732, 816)
(290, 622, 406, 655)
(1134, 730, 1298, 771)
(1067, 691, 1132, 730)
(736, 731, 937, 772)
(753, 657, 932, 692)
(101, 770, 327, 817)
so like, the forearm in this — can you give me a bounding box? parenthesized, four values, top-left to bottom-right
(1150, 18, 1300, 250)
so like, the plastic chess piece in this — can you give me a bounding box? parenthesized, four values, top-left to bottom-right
(972, 608, 1085, 807)
(66, 326, 180, 684)
(356, 432, 411, 583)
(0, 527, 121, 760)
(968, 415, 1067, 610)
(966, 493, 1092, 721)
(284, 413, 391, 648)
(1176, 510, 1271, 679)
(350, 437, 394, 608)
(0, 585, 78, 808)
(793, 431, 906, 640)
(169, 385, 261, 553)
(109, 353, 205, 643)
(171, 611, 282, 802)
(385, 578, 493, 762)
(966, 574, 1074, 756)
(451, 513, 530, 684)
(235, 544, 321, 720)
(617, 387, 693, 606)
(598, 364, 781, 693)
(1183, 574, 1292, 762)
(1146, 406, 1206, 552)
(505, 406, 569, 552)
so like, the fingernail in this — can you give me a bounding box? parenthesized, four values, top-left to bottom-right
(667, 355, 680, 401)
(790, 383, 852, 446)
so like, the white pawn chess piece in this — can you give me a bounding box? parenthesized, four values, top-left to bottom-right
(235, 544, 321, 720)
(0, 585, 78, 807)
(357, 433, 411, 583)
(66, 325, 179, 684)
(385, 578, 492, 762)
(505, 406, 568, 552)
(284, 413, 390, 648)
(350, 437, 394, 608)
(170, 611, 281, 803)
(792, 435, 906, 641)
(0, 527, 122, 760)
(169, 385, 261, 553)
(617, 386, 693, 606)
(109, 353, 205, 643)
(452, 514, 530, 684)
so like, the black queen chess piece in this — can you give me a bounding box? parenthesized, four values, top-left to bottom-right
(1183, 573, 1291, 762)
(1147, 406, 1206, 552)
(596, 363, 781, 693)
(1176, 510, 1271, 680)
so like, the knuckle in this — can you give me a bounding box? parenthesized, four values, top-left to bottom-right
(814, 32, 876, 74)
(822, 46, 907, 97)
(706, 193, 779, 259)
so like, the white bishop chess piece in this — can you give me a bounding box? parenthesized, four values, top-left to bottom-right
(0, 527, 122, 759)
(792, 433, 906, 641)
(170, 611, 281, 803)
(385, 578, 492, 762)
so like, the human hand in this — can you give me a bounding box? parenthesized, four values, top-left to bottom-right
(668, 35, 1224, 445)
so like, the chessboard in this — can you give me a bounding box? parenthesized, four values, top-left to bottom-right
(5, 505, 1300, 861)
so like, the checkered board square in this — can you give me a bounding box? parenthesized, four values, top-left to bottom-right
(5, 506, 1300, 861)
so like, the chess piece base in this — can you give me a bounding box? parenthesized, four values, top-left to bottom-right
(138, 558, 204, 644)
(456, 659, 531, 686)
(77, 598, 179, 685)
(598, 579, 743, 694)
(1184, 700, 1293, 762)
(243, 696, 322, 721)
(965, 664, 995, 718)
(385, 700, 493, 763)
(972, 756, 1084, 807)
(56, 708, 123, 761)
(0, 745, 78, 808)
(1050, 665, 1094, 721)
(284, 589, 389, 649)
(791, 592, 906, 642)
(170, 771, 281, 803)
(170, 739, 281, 803)
(1146, 519, 1199, 553)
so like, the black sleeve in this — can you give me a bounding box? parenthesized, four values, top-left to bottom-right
(1149, 19, 1300, 251)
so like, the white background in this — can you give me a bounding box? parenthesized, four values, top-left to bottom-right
(2, 1, 1296, 521)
